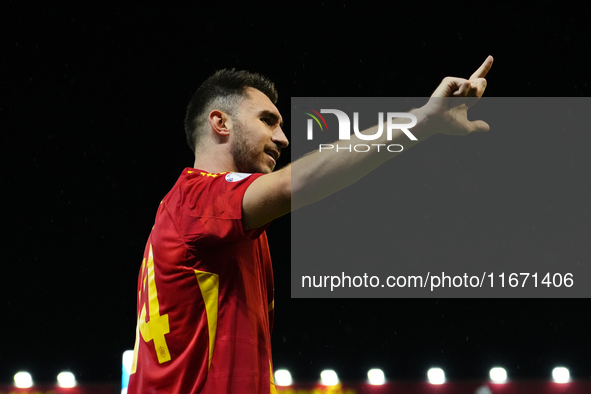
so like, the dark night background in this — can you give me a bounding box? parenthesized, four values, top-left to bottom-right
(2, 1, 590, 387)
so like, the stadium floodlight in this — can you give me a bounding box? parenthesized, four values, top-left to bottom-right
(320, 370, 339, 386)
(427, 368, 445, 385)
(367, 368, 385, 385)
(57, 372, 76, 388)
(123, 350, 134, 374)
(552, 367, 570, 383)
(489, 367, 507, 383)
(274, 369, 293, 386)
(122, 350, 135, 394)
(14, 372, 33, 388)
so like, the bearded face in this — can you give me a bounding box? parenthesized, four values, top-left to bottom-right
(230, 119, 276, 174)
(226, 88, 287, 174)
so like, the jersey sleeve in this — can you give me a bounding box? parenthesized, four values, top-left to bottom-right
(178, 172, 269, 245)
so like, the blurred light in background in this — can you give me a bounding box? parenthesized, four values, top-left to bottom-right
(320, 370, 339, 386)
(274, 369, 293, 386)
(489, 367, 507, 383)
(367, 368, 385, 385)
(122, 350, 134, 394)
(427, 368, 445, 385)
(112, 350, 579, 392)
(57, 371, 76, 388)
(552, 367, 570, 383)
(14, 372, 33, 388)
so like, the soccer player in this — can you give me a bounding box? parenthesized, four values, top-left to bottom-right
(128, 56, 493, 393)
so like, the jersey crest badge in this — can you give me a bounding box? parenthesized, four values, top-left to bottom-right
(225, 172, 253, 182)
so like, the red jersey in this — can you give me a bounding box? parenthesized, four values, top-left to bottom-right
(128, 168, 276, 394)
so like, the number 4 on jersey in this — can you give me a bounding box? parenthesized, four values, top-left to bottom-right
(131, 244, 171, 373)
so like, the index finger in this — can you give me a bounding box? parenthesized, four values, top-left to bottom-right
(469, 55, 494, 80)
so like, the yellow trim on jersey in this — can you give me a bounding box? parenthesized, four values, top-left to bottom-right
(270, 361, 277, 394)
(195, 270, 220, 370)
(199, 171, 228, 178)
(268, 300, 274, 312)
(186, 169, 229, 178)
(130, 301, 142, 373)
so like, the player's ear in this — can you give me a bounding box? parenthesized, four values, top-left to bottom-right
(209, 110, 231, 137)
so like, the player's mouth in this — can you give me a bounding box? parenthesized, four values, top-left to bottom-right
(265, 149, 279, 164)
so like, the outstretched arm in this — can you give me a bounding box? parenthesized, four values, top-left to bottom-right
(242, 56, 494, 230)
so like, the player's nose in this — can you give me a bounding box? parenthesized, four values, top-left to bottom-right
(272, 126, 289, 149)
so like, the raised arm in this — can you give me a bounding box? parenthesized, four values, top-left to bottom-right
(242, 56, 494, 230)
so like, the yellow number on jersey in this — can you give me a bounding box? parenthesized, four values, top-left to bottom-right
(131, 244, 171, 373)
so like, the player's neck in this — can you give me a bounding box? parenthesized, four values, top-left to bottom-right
(193, 149, 236, 174)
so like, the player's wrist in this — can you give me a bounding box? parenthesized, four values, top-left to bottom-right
(409, 107, 438, 140)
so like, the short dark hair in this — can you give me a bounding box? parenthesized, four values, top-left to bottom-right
(184, 69, 278, 153)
